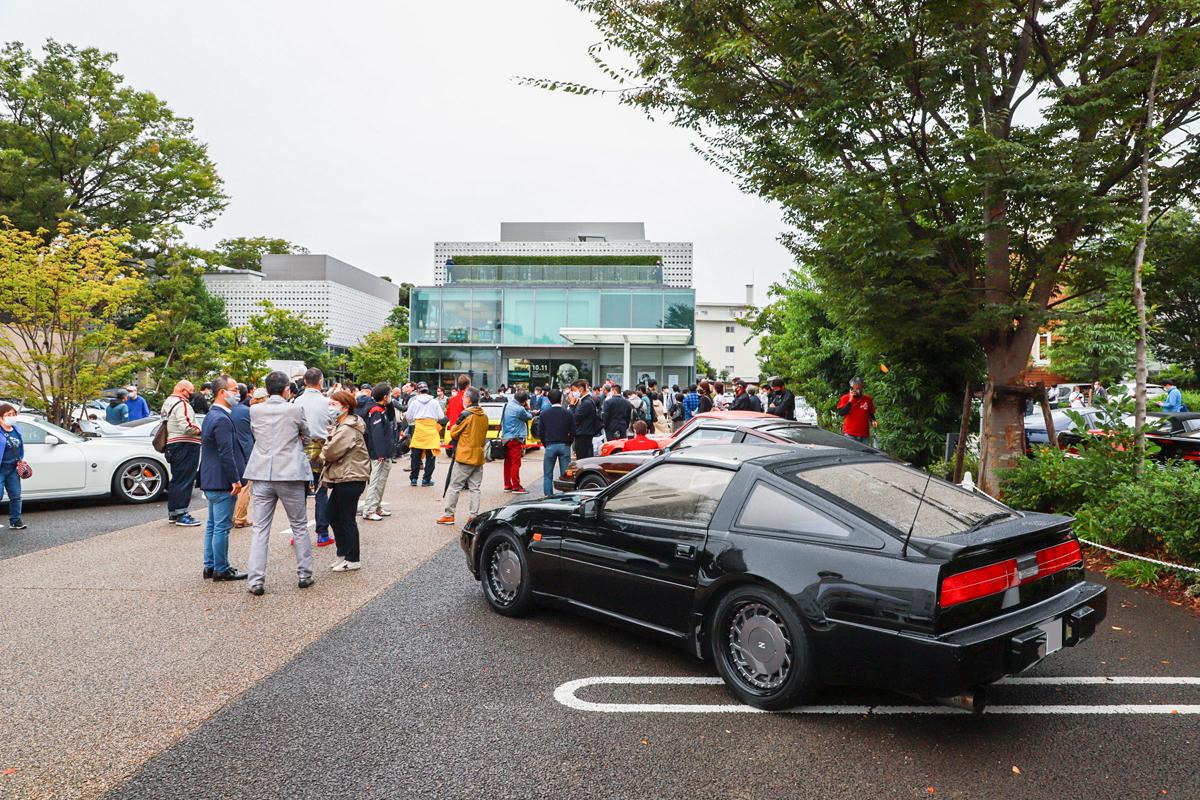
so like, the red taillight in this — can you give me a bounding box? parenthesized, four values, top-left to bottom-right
(940, 560, 1018, 608)
(940, 538, 1084, 608)
(1035, 540, 1082, 577)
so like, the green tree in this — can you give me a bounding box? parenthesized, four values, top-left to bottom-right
(0, 220, 143, 425)
(1146, 210, 1200, 384)
(1051, 297, 1138, 384)
(246, 301, 331, 371)
(200, 236, 308, 271)
(554, 1, 1200, 493)
(210, 325, 269, 386)
(346, 328, 407, 386)
(131, 249, 228, 393)
(0, 40, 227, 242)
(696, 352, 716, 380)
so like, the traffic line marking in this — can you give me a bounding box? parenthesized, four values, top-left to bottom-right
(553, 676, 1200, 715)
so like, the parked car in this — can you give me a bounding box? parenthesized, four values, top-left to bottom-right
(1058, 411, 1200, 463)
(600, 410, 776, 456)
(462, 443, 1105, 711)
(1023, 407, 1100, 450)
(1120, 381, 1167, 401)
(557, 418, 877, 493)
(7, 415, 170, 504)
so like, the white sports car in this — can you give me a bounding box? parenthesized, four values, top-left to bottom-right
(11, 415, 170, 504)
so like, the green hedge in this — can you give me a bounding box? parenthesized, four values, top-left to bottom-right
(450, 255, 661, 265)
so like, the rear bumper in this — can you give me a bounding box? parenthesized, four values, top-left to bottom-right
(553, 477, 576, 492)
(838, 582, 1107, 699)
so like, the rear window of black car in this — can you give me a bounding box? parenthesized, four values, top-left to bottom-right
(790, 461, 1012, 538)
(757, 425, 873, 451)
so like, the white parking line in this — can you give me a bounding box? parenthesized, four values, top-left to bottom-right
(553, 676, 1200, 715)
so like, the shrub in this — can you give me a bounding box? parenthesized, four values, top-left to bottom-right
(999, 443, 1138, 514)
(1074, 462, 1200, 564)
(926, 452, 980, 483)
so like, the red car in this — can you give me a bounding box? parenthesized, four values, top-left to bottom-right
(599, 410, 776, 456)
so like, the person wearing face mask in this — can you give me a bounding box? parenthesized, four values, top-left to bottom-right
(198, 376, 248, 582)
(0, 403, 28, 531)
(835, 376, 877, 444)
(320, 390, 371, 572)
(160, 380, 203, 527)
(232, 386, 267, 528)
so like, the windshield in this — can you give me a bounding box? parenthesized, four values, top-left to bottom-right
(790, 460, 1013, 538)
(119, 417, 160, 429)
(23, 418, 86, 443)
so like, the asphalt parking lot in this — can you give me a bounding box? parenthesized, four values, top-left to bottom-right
(108, 541, 1200, 800)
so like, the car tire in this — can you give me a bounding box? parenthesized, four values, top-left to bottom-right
(577, 474, 606, 491)
(112, 458, 167, 504)
(479, 529, 534, 617)
(710, 585, 819, 711)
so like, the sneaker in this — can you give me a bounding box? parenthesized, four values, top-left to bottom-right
(174, 514, 201, 527)
(410, 480, 418, 487)
(8, 520, 26, 530)
(331, 560, 361, 572)
(379, 509, 393, 516)
(421, 480, 435, 487)
(249, 584, 265, 597)
(363, 512, 384, 521)
(316, 536, 335, 547)
(329, 558, 346, 571)
(298, 576, 315, 589)
(436, 515, 456, 526)
(510, 488, 528, 494)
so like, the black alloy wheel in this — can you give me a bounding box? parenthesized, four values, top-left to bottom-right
(576, 474, 606, 491)
(710, 586, 818, 710)
(480, 529, 534, 616)
(112, 458, 166, 503)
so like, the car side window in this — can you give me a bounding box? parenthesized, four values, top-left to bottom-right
(604, 463, 734, 525)
(13, 422, 46, 444)
(736, 482, 850, 540)
(671, 427, 737, 450)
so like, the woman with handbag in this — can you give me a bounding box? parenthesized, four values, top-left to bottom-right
(320, 390, 371, 572)
(0, 403, 29, 530)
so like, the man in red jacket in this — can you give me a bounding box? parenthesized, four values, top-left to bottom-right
(443, 374, 470, 458)
(835, 376, 877, 444)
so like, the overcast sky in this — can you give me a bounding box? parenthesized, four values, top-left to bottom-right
(2, 0, 797, 304)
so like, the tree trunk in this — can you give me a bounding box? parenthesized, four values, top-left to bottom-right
(1133, 49, 1161, 466)
(978, 335, 1037, 497)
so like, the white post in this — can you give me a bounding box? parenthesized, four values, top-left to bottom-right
(622, 335, 631, 389)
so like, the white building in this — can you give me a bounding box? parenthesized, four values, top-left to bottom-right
(695, 286, 761, 383)
(434, 222, 692, 287)
(201, 254, 399, 350)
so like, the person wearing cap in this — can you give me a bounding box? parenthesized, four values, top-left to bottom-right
(361, 383, 397, 520)
(405, 381, 444, 490)
(105, 389, 129, 424)
(835, 376, 877, 444)
(124, 385, 151, 421)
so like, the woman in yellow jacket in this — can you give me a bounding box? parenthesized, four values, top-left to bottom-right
(405, 382, 444, 487)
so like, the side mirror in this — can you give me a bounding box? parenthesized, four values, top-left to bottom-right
(44, 435, 61, 446)
(578, 497, 602, 519)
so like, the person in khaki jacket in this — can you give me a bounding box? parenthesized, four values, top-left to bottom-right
(320, 390, 371, 572)
(437, 388, 488, 526)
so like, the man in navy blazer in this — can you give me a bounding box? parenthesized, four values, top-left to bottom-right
(199, 375, 248, 582)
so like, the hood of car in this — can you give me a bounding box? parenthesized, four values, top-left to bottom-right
(77, 437, 161, 458)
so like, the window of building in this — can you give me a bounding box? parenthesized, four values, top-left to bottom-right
(600, 291, 631, 328)
(725, 345, 735, 353)
(725, 325, 735, 333)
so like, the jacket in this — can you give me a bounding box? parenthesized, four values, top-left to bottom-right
(230, 402, 254, 465)
(105, 402, 128, 424)
(537, 405, 575, 445)
(366, 402, 397, 459)
(124, 394, 151, 421)
(199, 405, 245, 492)
(602, 394, 631, 436)
(296, 388, 333, 441)
(320, 414, 371, 485)
(767, 389, 795, 419)
(729, 391, 753, 411)
(242, 396, 311, 482)
(406, 392, 443, 451)
(443, 391, 465, 444)
(160, 395, 201, 445)
(651, 398, 669, 433)
(572, 393, 601, 436)
(1, 424, 24, 467)
(500, 398, 532, 442)
(449, 405, 489, 466)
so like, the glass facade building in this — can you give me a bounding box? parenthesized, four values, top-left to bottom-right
(410, 285, 696, 390)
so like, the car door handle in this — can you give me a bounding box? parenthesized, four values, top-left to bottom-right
(674, 544, 697, 560)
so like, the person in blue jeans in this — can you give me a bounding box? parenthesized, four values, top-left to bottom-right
(538, 389, 575, 495)
(0, 403, 26, 530)
(198, 376, 248, 582)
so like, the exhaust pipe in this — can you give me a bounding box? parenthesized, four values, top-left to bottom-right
(934, 686, 988, 714)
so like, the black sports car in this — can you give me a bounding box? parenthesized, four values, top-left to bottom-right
(462, 443, 1106, 712)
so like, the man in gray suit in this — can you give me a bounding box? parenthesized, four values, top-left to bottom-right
(244, 370, 315, 596)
